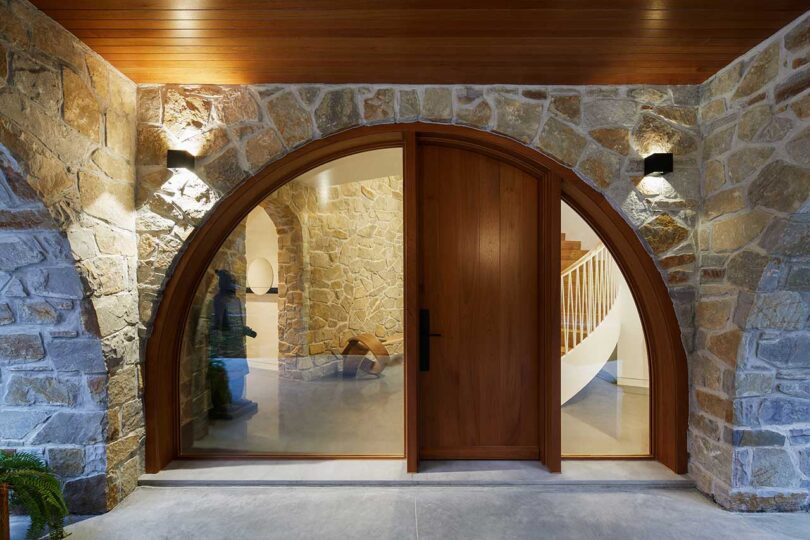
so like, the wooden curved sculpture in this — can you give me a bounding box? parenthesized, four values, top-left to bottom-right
(341, 333, 403, 377)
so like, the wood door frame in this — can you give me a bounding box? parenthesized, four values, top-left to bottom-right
(144, 123, 688, 475)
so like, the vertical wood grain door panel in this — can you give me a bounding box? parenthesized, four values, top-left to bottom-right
(418, 143, 541, 459)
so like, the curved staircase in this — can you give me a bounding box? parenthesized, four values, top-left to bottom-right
(560, 235, 622, 405)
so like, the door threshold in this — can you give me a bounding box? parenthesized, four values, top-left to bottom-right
(139, 459, 693, 489)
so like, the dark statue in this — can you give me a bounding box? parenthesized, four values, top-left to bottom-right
(207, 269, 258, 420)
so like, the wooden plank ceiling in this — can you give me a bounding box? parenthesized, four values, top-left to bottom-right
(32, 0, 809, 85)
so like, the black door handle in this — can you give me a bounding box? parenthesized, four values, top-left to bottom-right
(419, 309, 440, 372)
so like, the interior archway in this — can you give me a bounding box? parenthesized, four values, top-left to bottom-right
(144, 124, 688, 474)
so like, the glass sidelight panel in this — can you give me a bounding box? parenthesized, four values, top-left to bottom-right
(560, 201, 650, 457)
(179, 148, 405, 455)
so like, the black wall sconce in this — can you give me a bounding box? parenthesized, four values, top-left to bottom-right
(644, 153, 673, 176)
(167, 149, 196, 170)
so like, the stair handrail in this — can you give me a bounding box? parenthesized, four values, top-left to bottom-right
(560, 243, 620, 355)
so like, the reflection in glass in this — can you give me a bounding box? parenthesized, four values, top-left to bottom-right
(560, 201, 650, 456)
(179, 149, 404, 455)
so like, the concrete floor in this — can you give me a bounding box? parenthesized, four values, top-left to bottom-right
(44, 486, 810, 540)
(191, 364, 404, 455)
(139, 459, 691, 487)
(562, 369, 650, 456)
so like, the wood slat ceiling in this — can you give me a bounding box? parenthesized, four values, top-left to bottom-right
(32, 1, 809, 85)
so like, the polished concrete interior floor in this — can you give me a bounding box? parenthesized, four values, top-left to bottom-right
(46, 486, 810, 540)
(562, 363, 649, 456)
(190, 364, 404, 455)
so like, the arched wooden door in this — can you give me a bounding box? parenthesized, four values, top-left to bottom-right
(145, 124, 686, 476)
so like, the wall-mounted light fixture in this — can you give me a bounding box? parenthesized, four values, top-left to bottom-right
(643, 153, 674, 176)
(167, 149, 196, 171)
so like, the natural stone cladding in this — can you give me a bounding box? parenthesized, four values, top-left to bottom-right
(692, 13, 810, 511)
(0, 0, 139, 513)
(266, 175, 404, 379)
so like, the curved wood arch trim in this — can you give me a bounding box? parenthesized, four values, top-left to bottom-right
(144, 123, 688, 474)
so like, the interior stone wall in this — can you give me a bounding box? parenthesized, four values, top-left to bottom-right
(691, 14, 810, 511)
(263, 175, 404, 380)
(0, 0, 138, 512)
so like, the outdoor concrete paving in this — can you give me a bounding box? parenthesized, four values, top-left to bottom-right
(44, 486, 810, 539)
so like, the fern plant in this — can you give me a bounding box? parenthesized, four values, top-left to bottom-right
(0, 452, 67, 540)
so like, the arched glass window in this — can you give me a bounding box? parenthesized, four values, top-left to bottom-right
(178, 149, 405, 456)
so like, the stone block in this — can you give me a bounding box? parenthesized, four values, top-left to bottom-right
(726, 251, 769, 291)
(199, 147, 247, 195)
(91, 294, 137, 337)
(786, 127, 810, 167)
(748, 291, 809, 331)
(735, 371, 776, 397)
(108, 367, 138, 408)
(421, 87, 452, 122)
(727, 146, 774, 184)
(314, 88, 359, 135)
(758, 397, 810, 426)
(577, 147, 622, 188)
(775, 66, 810, 104)
(589, 128, 630, 155)
(733, 43, 780, 99)
(163, 86, 211, 140)
(695, 299, 734, 329)
(265, 91, 312, 148)
(536, 116, 586, 166)
(5, 374, 80, 406)
(711, 210, 770, 252)
(48, 337, 105, 373)
(363, 88, 395, 123)
(455, 101, 491, 129)
(737, 104, 771, 141)
(397, 89, 420, 121)
(0, 332, 45, 363)
(696, 388, 733, 422)
(31, 410, 105, 445)
(0, 237, 44, 271)
(12, 54, 61, 115)
(632, 113, 697, 156)
(63, 67, 101, 142)
(244, 129, 285, 172)
(0, 410, 49, 440)
(47, 447, 85, 477)
(638, 214, 689, 254)
(704, 187, 745, 220)
(706, 328, 742, 367)
(654, 105, 697, 127)
(751, 448, 798, 488)
(78, 171, 136, 230)
(550, 94, 580, 124)
(28, 267, 84, 299)
(784, 13, 810, 51)
(758, 333, 810, 369)
(18, 299, 59, 324)
(216, 87, 258, 124)
(702, 124, 735, 160)
(63, 473, 107, 514)
(492, 94, 542, 143)
(583, 99, 637, 127)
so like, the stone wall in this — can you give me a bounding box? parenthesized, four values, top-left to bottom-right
(0, 0, 138, 512)
(691, 14, 810, 511)
(264, 175, 404, 380)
